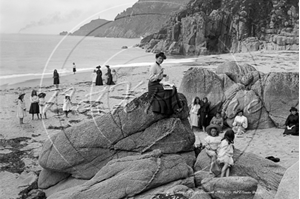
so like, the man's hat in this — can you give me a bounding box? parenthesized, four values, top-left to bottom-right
(290, 107, 298, 112)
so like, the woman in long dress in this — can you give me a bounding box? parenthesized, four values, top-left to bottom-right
(283, 107, 299, 136)
(105, 65, 115, 85)
(190, 97, 201, 132)
(147, 52, 182, 115)
(29, 90, 40, 120)
(198, 97, 210, 132)
(232, 110, 248, 135)
(95, 66, 103, 86)
(17, 93, 26, 124)
(53, 69, 60, 89)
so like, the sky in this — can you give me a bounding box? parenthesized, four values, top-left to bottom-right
(0, 0, 138, 34)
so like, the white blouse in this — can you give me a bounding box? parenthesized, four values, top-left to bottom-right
(233, 115, 248, 128)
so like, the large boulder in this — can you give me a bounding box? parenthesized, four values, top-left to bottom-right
(38, 93, 194, 180)
(215, 61, 257, 76)
(179, 67, 225, 110)
(263, 72, 299, 128)
(202, 176, 258, 199)
(47, 150, 193, 199)
(275, 161, 299, 199)
(194, 149, 285, 192)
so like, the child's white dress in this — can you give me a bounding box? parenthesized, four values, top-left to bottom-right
(190, 104, 200, 127)
(204, 135, 222, 157)
(217, 139, 234, 166)
(63, 99, 71, 112)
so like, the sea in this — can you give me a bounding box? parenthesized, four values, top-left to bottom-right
(0, 34, 196, 86)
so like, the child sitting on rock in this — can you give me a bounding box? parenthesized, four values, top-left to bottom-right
(204, 124, 222, 173)
(217, 129, 235, 177)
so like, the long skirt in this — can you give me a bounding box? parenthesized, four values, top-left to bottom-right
(283, 125, 299, 136)
(106, 74, 114, 85)
(53, 77, 59, 85)
(29, 102, 40, 114)
(190, 113, 199, 127)
(95, 75, 103, 85)
(148, 80, 181, 115)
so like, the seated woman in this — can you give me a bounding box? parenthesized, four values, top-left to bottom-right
(147, 52, 182, 115)
(210, 112, 224, 129)
(232, 110, 248, 135)
(283, 107, 299, 136)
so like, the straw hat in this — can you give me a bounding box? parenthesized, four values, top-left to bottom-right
(206, 124, 221, 135)
(18, 93, 25, 98)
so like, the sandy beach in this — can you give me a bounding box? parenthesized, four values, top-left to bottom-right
(0, 50, 299, 198)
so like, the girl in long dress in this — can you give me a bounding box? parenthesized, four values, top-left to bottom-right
(38, 93, 47, 119)
(29, 90, 40, 120)
(204, 124, 222, 173)
(232, 110, 248, 135)
(17, 93, 26, 124)
(189, 97, 201, 132)
(147, 52, 182, 115)
(217, 129, 235, 177)
(95, 66, 103, 86)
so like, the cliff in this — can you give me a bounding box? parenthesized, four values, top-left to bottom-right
(140, 0, 299, 55)
(72, 0, 190, 38)
(72, 19, 111, 37)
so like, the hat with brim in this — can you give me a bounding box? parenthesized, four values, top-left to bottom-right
(96, 65, 101, 69)
(206, 124, 221, 135)
(290, 107, 298, 112)
(18, 93, 25, 98)
(38, 93, 46, 98)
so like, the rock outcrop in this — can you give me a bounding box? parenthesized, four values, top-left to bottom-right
(179, 61, 299, 129)
(38, 92, 195, 187)
(72, 0, 190, 38)
(47, 150, 192, 199)
(202, 176, 258, 199)
(141, 0, 299, 55)
(275, 161, 299, 199)
(194, 149, 286, 194)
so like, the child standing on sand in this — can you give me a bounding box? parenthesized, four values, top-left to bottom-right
(63, 95, 72, 118)
(38, 92, 47, 119)
(17, 93, 26, 124)
(29, 90, 40, 120)
(204, 124, 222, 173)
(217, 129, 235, 177)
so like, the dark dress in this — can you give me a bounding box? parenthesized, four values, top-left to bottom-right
(198, 100, 209, 129)
(29, 96, 40, 114)
(105, 68, 114, 85)
(283, 113, 299, 135)
(53, 73, 59, 85)
(95, 69, 103, 86)
(148, 79, 181, 115)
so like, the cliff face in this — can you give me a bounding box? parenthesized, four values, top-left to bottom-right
(140, 0, 299, 55)
(72, 0, 190, 38)
(72, 19, 111, 37)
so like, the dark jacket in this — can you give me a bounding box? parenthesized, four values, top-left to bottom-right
(285, 113, 299, 127)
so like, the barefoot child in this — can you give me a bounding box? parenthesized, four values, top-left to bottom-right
(38, 92, 47, 119)
(62, 87, 75, 118)
(29, 90, 40, 120)
(217, 129, 235, 177)
(204, 124, 222, 173)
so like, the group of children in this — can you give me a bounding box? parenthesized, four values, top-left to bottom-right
(17, 88, 75, 124)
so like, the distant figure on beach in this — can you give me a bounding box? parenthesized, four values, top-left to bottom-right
(189, 97, 201, 132)
(204, 124, 222, 174)
(29, 90, 40, 120)
(53, 69, 60, 89)
(38, 92, 47, 119)
(17, 93, 26, 124)
(283, 107, 299, 136)
(147, 52, 182, 115)
(73, 63, 76, 74)
(232, 110, 248, 135)
(95, 66, 103, 86)
(198, 97, 210, 132)
(217, 129, 235, 177)
(210, 112, 224, 130)
(105, 65, 115, 85)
